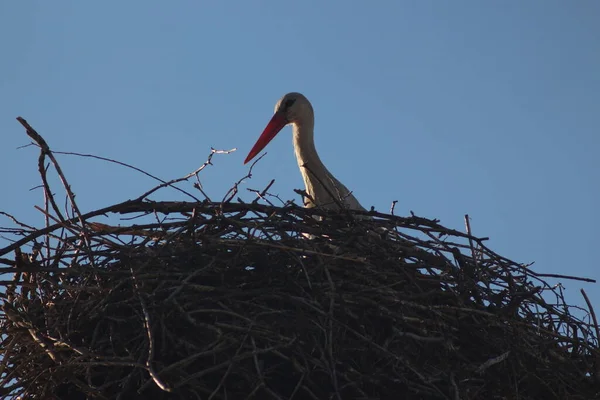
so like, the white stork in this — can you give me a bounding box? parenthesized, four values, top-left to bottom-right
(244, 92, 366, 212)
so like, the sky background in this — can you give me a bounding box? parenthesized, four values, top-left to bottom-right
(0, 2, 599, 309)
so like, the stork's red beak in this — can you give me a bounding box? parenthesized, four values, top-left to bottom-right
(244, 112, 288, 164)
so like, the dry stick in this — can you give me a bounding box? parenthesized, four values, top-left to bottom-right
(533, 273, 595, 283)
(27, 129, 64, 224)
(34, 204, 89, 271)
(3, 303, 59, 363)
(249, 179, 276, 205)
(190, 151, 227, 200)
(129, 266, 172, 393)
(463, 229, 597, 284)
(464, 214, 479, 267)
(449, 371, 460, 400)
(0, 212, 36, 232)
(193, 183, 212, 203)
(16, 117, 98, 269)
(580, 289, 600, 346)
(222, 152, 266, 203)
(137, 147, 236, 202)
(43, 167, 52, 263)
(293, 189, 317, 210)
(475, 350, 511, 374)
(390, 200, 398, 215)
(33, 206, 80, 237)
(0, 337, 16, 382)
(248, 180, 289, 207)
(580, 288, 600, 382)
(17, 118, 83, 225)
(53, 150, 201, 202)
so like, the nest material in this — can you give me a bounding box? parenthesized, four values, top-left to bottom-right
(2, 202, 599, 400)
(1, 118, 600, 399)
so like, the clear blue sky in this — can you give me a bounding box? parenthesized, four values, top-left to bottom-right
(1, 2, 599, 307)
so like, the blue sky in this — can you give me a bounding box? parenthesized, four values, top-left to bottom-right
(1, 1, 599, 308)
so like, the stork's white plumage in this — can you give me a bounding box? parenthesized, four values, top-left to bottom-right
(244, 92, 365, 211)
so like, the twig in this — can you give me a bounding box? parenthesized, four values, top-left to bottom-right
(17, 117, 83, 226)
(581, 289, 600, 345)
(53, 150, 201, 201)
(136, 147, 236, 202)
(475, 351, 510, 374)
(16, 117, 96, 268)
(221, 152, 266, 204)
(129, 266, 172, 393)
(249, 179, 276, 205)
(464, 214, 479, 267)
(390, 200, 398, 215)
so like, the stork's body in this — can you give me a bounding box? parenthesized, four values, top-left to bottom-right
(244, 92, 365, 211)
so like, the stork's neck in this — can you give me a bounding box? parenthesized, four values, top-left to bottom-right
(291, 115, 365, 211)
(292, 120, 327, 176)
(292, 119, 338, 204)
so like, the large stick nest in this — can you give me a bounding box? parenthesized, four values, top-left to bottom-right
(1, 118, 599, 399)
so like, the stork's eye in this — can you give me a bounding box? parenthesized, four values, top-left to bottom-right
(284, 99, 296, 109)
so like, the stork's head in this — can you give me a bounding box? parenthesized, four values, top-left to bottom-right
(244, 92, 313, 164)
